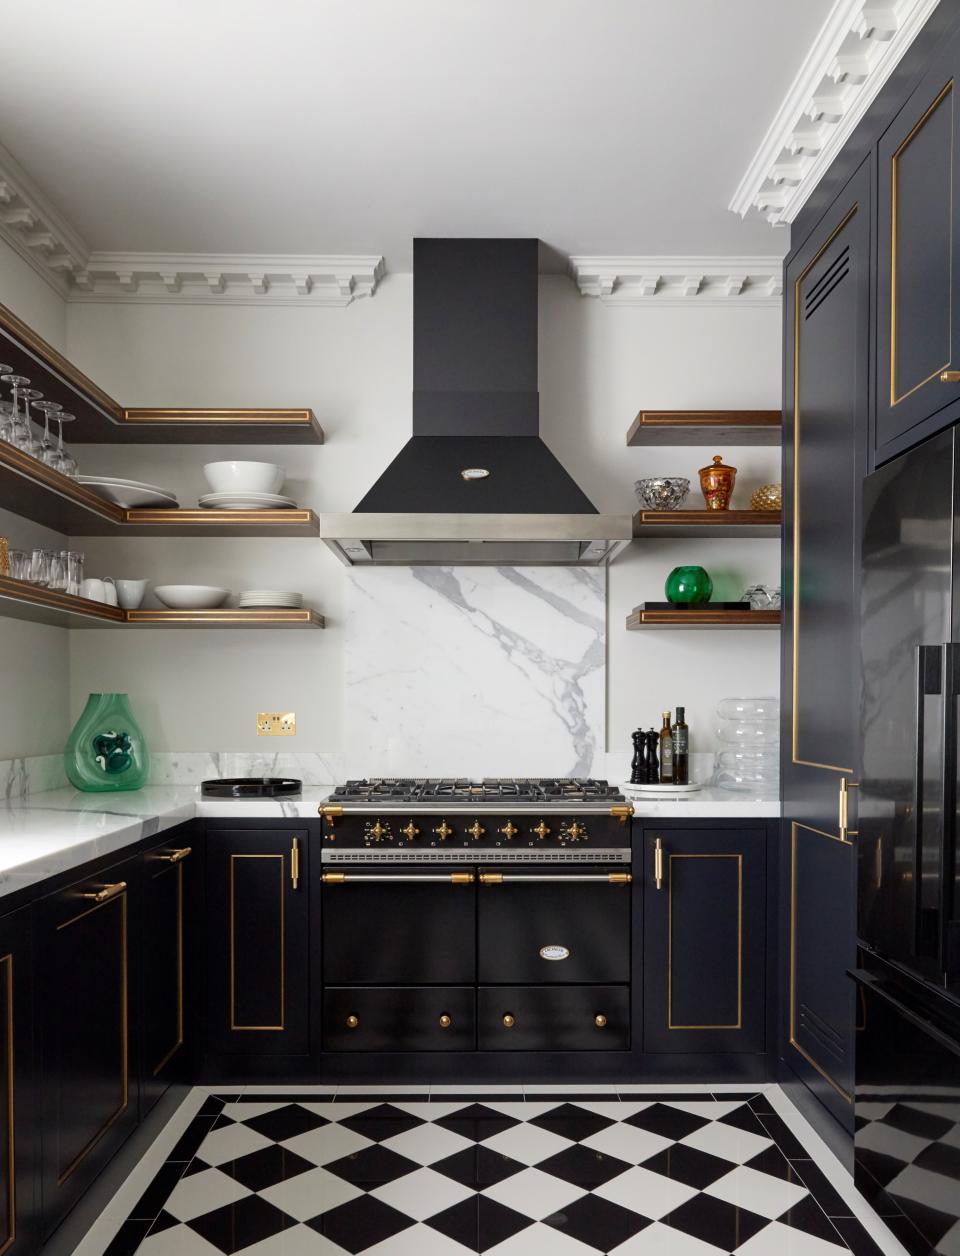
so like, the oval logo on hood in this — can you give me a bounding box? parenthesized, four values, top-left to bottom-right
(539, 944, 570, 961)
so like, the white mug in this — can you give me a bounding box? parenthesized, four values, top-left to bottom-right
(101, 578, 119, 607)
(79, 578, 105, 603)
(114, 578, 147, 610)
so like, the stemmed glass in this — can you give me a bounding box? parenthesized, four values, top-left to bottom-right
(0, 365, 14, 443)
(15, 388, 44, 456)
(0, 374, 29, 447)
(51, 413, 78, 477)
(32, 400, 62, 466)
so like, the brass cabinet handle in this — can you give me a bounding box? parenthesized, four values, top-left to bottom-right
(941, 370, 960, 382)
(654, 837, 664, 890)
(346, 1014, 359, 1029)
(439, 1014, 452, 1028)
(322, 872, 475, 884)
(610, 804, 634, 823)
(839, 778, 860, 842)
(595, 1014, 607, 1028)
(480, 873, 504, 885)
(81, 881, 127, 903)
(157, 846, 192, 864)
(291, 836, 300, 890)
(502, 1013, 515, 1028)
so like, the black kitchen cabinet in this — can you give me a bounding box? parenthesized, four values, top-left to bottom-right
(323, 987, 476, 1051)
(478, 986, 629, 1051)
(875, 36, 960, 464)
(781, 159, 871, 1130)
(642, 828, 766, 1054)
(38, 857, 138, 1238)
(140, 836, 194, 1114)
(205, 828, 308, 1056)
(0, 907, 37, 1256)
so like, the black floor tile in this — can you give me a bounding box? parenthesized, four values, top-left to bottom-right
(743, 1144, 808, 1186)
(433, 1101, 520, 1141)
(663, 1192, 769, 1250)
(915, 1137, 960, 1179)
(188, 1194, 296, 1254)
(308, 1194, 416, 1253)
(791, 1157, 856, 1217)
(242, 1102, 330, 1142)
(210, 1113, 236, 1130)
(775, 1192, 847, 1244)
(336, 1091, 430, 1102)
(236, 1092, 327, 1103)
(324, 1141, 421, 1187)
(426, 1194, 532, 1252)
(755, 1110, 810, 1160)
(641, 1142, 735, 1189)
(127, 1159, 186, 1219)
(147, 1210, 179, 1237)
(719, 1103, 772, 1138)
(622, 1091, 729, 1101)
(747, 1093, 777, 1115)
(167, 1115, 216, 1162)
(830, 1215, 901, 1255)
(338, 1101, 425, 1142)
(528, 1101, 615, 1142)
(625, 1102, 709, 1142)
(855, 1147, 906, 1191)
(428, 1092, 521, 1102)
(219, 1143, 317, 1192)
(882, 1102, 954, 1142)
(431, 1144, 527, 1188)
(102, 1218, 153, 1256)
(535, 1142, 632, 1189)
(197, 1097, 227, 1117)
(181, 1156, 211, 1178)
(544, 1191, 650, 1251)
(716, 1091, 764, 1103)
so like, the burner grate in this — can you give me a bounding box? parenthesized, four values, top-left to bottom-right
(331, 777, 625, 804)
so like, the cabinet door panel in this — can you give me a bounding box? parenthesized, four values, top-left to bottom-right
(141, 839, 192, 1112)
(0, 908, 37, 1256)
(643, 829, 765, 1054)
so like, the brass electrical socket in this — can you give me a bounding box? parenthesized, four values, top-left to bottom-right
(257, 712, 296, 737)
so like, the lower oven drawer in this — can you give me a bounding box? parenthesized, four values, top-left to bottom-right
(323, 986, 476, 1051)
(478, 985, 629, 1051)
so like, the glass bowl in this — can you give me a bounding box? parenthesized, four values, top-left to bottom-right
(634, 477, 690, 511)
(716, 718, 780, 746)
(716, 697, 780, 721)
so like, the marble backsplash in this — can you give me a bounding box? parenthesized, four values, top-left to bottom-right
(345, 566, 606, 778)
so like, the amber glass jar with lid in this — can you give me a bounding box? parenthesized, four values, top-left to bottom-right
(698, 453, 737, 510)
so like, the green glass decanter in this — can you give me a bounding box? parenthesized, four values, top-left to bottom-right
(664, 565, 713, 604)
(64, 693, 149, 792)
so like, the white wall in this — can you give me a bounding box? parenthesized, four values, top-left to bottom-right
(62, 274, 781, 766)
(0, 239, 69, 759)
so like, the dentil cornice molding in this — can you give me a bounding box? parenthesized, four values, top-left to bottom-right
(0, 140, 88, 294)
(730, 0, 940, 225)
(568, 256, 784, 305)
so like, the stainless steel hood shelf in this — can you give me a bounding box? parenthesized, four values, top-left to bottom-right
(321, 513, 633, 566)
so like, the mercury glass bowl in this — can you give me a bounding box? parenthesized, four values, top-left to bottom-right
(634, 476, 690, 510)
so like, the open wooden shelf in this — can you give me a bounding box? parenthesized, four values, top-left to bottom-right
(627, 606, 782, 629)
(0, 444, 319, 536)
(633, 509, 781, 538)
(0, 577, 324, 630)
(627, 409, 781, 446)
(0, 300, 323, 444)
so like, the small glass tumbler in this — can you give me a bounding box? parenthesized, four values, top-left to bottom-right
(66, 551, 84, 596)
(29, 548, 54, 586)
(48, 551, 69, 592)
(8, 550, 30, 581)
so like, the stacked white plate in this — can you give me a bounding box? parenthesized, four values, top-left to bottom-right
(237, 590, 304, 609)
(199, 491, 297, 510)
(623, 782, 703, 795)
(80, 476, 179, 509)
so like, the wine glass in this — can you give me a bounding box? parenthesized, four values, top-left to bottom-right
(32, 400, 62, 466)
(0, 365, 14, 443)
(0, 374, 29, 447)
(51, 413, 78, 477)
(14, 388, 44, 457)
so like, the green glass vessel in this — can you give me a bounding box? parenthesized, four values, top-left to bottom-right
(665, 565, 713, 604)
(64, 693, 149, 792)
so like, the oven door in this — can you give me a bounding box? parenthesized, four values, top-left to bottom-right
(477, 865, 631, 984)
(321, 866, 476, 984)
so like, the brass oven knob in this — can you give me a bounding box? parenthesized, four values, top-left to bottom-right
(562, 820, 588, 842)
(499, 820, 518, 840)
(502, 1013, 515, 1028)
(468, 820, 485, 841)
(434, 820, 454, 841)
(402, 821, 420, 841)
(533, 820, 550, 840)
(346, 1015, 359, 1029)
(439, 1014, 452, 1028)
(595, 1014, 607, 1028)
(364, 819, 391, 843)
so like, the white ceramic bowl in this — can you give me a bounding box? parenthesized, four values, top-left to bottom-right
(202, 461, 284, 495)
(154, 584, 229, 610)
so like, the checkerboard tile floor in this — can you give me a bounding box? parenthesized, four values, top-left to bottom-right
(99, 1091, 895, 1255)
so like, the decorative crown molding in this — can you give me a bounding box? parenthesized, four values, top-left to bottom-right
(0, 140, 89, 295)
(730, 0, 939, 225)
(568, 256, 784, 305)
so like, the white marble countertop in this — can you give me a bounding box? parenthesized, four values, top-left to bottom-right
(0, 784, 779, 901)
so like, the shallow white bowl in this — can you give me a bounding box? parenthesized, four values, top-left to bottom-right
(154, 584, 229, 610)
(202, 461, 284, 495)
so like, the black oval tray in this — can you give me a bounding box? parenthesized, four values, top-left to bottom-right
(201, 777, 302, 798)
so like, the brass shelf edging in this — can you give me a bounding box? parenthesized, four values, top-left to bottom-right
(627, 610, 781, 629)
(627, 409, 782, 446)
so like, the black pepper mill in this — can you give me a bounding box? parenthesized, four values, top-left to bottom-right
(643, 728, 660, 783)
(630, 729, 644, 784)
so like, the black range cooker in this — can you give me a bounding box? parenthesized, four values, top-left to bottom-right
(318, 778, 634, 1054)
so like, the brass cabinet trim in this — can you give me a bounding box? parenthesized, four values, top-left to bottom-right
(667, 854, 743, 1030)
(229, 854, 285, 1032)
(788, 823, 853, 1103)
(149, 860, 185, 1077)
(791, 202, 859, 774)
(55, 892, 129, 1183)
(0, 956, 14, 1256)
(890, 79, 954, 406)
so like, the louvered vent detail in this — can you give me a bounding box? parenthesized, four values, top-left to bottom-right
(321, 847, 631, 865)
(798, 1002, 846, 1063)
(804, 245, 849, 320)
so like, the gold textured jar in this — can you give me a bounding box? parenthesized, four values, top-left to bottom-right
(698, 454, 737, 511)
(0, 536, 8, 577)
(750, 482, 782, 512)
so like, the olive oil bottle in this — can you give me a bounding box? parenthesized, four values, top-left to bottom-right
(672, 706, 689, 785)
(658, 710, 675, 783)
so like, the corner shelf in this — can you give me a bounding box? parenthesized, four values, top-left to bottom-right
(0, 577, 324, 630)
(633, 509, 781, 538)
(626, 606, 781, 629)
(627, 409, 781, 446)
(0, 300, 323, 444)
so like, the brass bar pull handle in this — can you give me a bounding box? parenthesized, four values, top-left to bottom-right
(940, 370, 960, 383)
(158, 847, 192, 864)
(480, 873, 503, 885)
(654, 838, 664, 890)
(839, 778, 860, 842)
(81, 881, 127, 903)
(321, 872, 475, 884)
(291, 837, 300, 890)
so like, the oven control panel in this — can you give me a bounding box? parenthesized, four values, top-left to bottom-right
(318, 808, 632, 850)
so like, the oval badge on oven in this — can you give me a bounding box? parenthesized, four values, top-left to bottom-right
(539, 944, 570, 961)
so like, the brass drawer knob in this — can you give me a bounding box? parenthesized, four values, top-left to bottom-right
(502, 1013, 515, 1028)
(439, 1014, 452, 1028)
(941, 370, 960, 383)
(595, 1014, 608, 1028)
(346, 1014, 359, 1029)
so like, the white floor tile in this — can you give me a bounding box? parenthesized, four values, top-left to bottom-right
(482, 1100, 556, 1120)
(705, 1165, 808, 1220)
(594, 1164, 699, 1219)
(886, 1161, 960, 1216)
(243, 1085, 338, 1095)
(258, 1165, 363, 1220)
(335, 1085, 430, 1094)
(679, 1121, 773, 1164)
(220, 1101, 288, 1121)
(581, 1122, 674, 1164)
(610, 1221, 727, 1255)
(734, 1219, 847, 1254)
(136, 1225, 227, 1256)
(196, 1121, 274, 1165)
(855, 1120, 931, 1163)
(281, 1123, 374, 1166)
(486, 1220, 596, 1253)
(938, 1219, 960, 1256)
(430, 1084, 525, 1094)
(369, 1166, 474, 1219)
(380, 1122, 474, 1164)
(479, 1122, 573, 1164)
(238, 1224, 347, 1255)
(299, 1101, 377, 1121)
(665, 1100, 747, 1119)
(523, 1083, 622, 1094)
(617, 1085, 715, 1095)
(364, 1222, 473, 1254)
(481, 1166, 586, 1219)
(164, 1166, 253, 1222)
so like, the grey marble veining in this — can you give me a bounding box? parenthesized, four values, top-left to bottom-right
(0, 754, 67, 802)
(147, 751, 344, 786)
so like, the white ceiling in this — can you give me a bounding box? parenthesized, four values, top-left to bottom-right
(0, 0, 835, 269)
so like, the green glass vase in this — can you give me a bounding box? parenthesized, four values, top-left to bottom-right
(665, 565, 713, 604)
(64, 693, 149, 792)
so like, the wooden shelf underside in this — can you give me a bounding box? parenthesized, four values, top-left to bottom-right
(627, 608, 782, 629)
(627, 409, 782, 446)
(0, 578, 324, 630)
(632, 509, 781, 538)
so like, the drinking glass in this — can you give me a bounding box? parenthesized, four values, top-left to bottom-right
(32, 400, 62, 466)
(66, 551, 83, 596)
(51, 413, 78, 477)
(8, 550, 30, 581)
(29, 548, 54, 586)
(47, 550, 68, 591)
(1, 375, 29, 447)
(0, 365, 14, 443)
(13, 388, 43, 456)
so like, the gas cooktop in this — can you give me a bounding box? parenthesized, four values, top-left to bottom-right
(328, 778, 625, 804)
